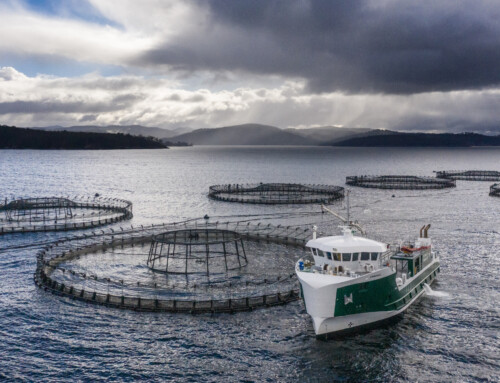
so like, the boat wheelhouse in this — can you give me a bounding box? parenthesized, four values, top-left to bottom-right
(306, 227, 389, 276)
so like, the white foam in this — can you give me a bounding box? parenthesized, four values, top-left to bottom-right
(423, 283, 450, 298)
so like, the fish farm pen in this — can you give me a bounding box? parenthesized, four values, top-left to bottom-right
(490, 184, 500, 197)
(435, 170, 500, 181)
(147, 229, 248, 276)
(33, 219, 314, 314)
(0, 196, 132, 234)
(208, 183, 345, 204)
(345, 175, 456, 190)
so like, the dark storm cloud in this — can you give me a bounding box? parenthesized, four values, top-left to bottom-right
(79, 114, 97, 122)
(139, 0, 500, 94)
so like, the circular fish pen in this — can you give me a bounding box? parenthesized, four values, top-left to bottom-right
(34, 220, 309, 313)
(435, 170, 500, 181)
(346, 175, 456, 190)
(208, 183, 344, 204)
(147, 229, 248, 276)
(0, 196, 132, 234)
(490, 184, 500, 197)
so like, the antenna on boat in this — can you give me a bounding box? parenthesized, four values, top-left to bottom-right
(321, 189, 365, 235)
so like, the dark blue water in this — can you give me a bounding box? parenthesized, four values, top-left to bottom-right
(1, 147, 499, 382)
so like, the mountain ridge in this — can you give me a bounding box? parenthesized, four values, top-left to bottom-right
(12, 123, 500, 147)
(168, 123, 320, 145)
(284, 126, 373, 144)
(334, 131, 500, 147)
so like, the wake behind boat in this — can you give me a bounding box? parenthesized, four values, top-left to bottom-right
(296, 209, 440, 338)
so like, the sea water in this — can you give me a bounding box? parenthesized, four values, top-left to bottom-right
(0, 146, 499, 382)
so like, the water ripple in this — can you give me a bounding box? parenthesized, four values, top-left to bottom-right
(0, 147, 499, 382)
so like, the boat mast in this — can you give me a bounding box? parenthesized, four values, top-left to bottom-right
(321, 189, 365, 235)
(346, 189, 350, 225)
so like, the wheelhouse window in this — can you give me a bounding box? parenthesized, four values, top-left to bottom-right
(333, 253, 341, 261)
(371, 252, 379, 261)
(311, 248, 318, 256)
(361, 252, 370, 261)
(326, 252, 332, 260)
(318, 250, 324, 257)
(352, 253, 359, 261)
(342, 253, 351, 262)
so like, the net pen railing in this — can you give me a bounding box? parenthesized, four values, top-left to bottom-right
(34, 219, 309, 314)
(36, 271, 299, 313)
(208, 183, 344, 204)
(346, 175, 456, 190)
(435, 170, 500, 181)
(0, 196, 132, 234)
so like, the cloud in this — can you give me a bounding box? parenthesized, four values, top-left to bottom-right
(0, 66, 27, 81)
(79, 114, 98, 122)
(137, 0, 500, 94)
(0, 0, 500, 94)
(0, 67, 499, 133)
(86, 0, 199, 37)
(1, 1, 500, 132)
(3, 1, 500, 95)
(0, 1, 154, 67)
(0, 94, 140, 114)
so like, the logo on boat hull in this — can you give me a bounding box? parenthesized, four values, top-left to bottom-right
(344, 293, 353, 305)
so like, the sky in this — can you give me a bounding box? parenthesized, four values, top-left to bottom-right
(1, 0, 500, 133)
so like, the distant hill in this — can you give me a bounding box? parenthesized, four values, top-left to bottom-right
(284, 126, 373, 144)
(334, 132, 500, 147)
(168, 123, 318, 145)
(34, 125, 192, 139)
(323, 129, 400, 145)
(0, 125, 167, 149)
(16, 122, 499, 147)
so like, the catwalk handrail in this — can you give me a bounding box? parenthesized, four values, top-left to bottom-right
(435, 170, 500, 181)
(1, 196, 132, 214)
(346, 175, 456, 189)
(208, 183, 344, 204)
(33, 219, 309, 313)
(209, 183, 344, 193)
(0, 196, 132, 234)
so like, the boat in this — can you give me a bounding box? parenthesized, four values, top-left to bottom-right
(296, 211, 440, 338)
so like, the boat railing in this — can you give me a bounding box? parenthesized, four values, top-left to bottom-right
(296, 259, 360, 278)
(379, 250, 393, 267)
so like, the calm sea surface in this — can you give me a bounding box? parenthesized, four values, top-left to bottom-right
(0, 146, 499, 382)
